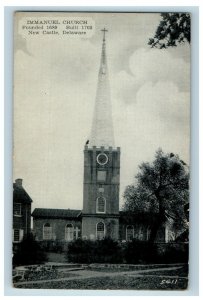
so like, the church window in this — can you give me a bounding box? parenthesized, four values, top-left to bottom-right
(97, 170, 106, 182)
(96, 222, 105, 240)
(126, 225, 134, 241)
(13, 203, 22, 216)
(96, 197, 106, 213)
(97, 153, 108, 165)
(65, 223, 74, 241)
(43, 223, 52, 240)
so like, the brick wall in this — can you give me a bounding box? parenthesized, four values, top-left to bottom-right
(33, 217, 82, 241)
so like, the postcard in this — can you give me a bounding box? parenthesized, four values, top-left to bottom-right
(13, 12, 190, 290)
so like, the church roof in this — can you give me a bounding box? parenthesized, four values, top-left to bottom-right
(32, 208, 82, 219)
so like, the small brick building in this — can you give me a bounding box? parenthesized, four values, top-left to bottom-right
(13, 179, 32, 245)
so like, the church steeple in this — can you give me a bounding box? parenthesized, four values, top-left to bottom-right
(89, 28, 115, 148)
(82, 29, 120, 240)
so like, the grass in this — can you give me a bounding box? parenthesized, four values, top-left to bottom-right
(15, 275, 188, 290)
(15, 265, 188, 290)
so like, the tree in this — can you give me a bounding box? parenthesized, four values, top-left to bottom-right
(148, 13, 190, 49)
(123, 149, 189, 242)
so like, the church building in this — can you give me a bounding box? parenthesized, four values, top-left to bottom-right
(32, 29, 168, 244)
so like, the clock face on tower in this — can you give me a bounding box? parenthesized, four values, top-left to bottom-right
(96, 153, 108, 165)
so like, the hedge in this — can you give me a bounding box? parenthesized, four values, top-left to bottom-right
(66, 238, 188, 264)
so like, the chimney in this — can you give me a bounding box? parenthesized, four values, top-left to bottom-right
(15, 178, 23, 187)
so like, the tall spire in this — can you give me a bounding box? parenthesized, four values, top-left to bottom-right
(89, 28, 115, 148)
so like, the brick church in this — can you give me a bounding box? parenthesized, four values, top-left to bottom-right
(32, 29, 170, 244)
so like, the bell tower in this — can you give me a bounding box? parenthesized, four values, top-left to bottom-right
(82, 28, 120, 240)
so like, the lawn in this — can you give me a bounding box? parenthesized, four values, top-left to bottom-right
(16, 275, 188, 290)
(15, 265, 188, 290)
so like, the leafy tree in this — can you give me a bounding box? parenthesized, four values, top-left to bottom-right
(148, 13, 190, 49)
(123, 149, 189, 242)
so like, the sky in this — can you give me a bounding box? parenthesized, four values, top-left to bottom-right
(13, 12, 190, 212)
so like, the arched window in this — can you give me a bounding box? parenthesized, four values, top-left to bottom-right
(96, 197, 106, 213)
(65, 223, 74, 241)
(96, 222, 105, 240)
(126, 225, 134, 241)
(43, 223, 52, 240)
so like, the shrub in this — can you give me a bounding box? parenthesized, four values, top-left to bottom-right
(94, 238, 123, 263)
(40, 240, 64, 253)
(67, 238, 188, 264)
(67, 239, 95, 263)
(13, 233, 48, 267)
(67, 238, 123, 263)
